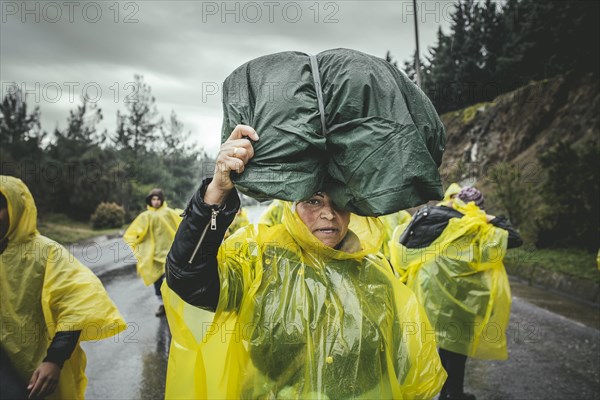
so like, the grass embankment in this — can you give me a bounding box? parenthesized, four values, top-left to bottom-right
(505, 246, 600, 283)
(38, 213, 125, 245)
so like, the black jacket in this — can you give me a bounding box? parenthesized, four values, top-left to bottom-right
(400, 205, 523, 249)
(165, 178, 240, 312)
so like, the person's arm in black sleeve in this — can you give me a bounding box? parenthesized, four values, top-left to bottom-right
(165, 178, 240, 311)
(43, 330, 82, 368)
(490, 216, 523, 249)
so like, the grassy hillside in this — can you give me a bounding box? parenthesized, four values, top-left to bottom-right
(439, 72, 599, 239)
(38, 213, 124, 245)
(437, 72, 600, 299)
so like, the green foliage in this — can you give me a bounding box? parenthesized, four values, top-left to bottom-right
(402, 0, 599, 113)
(1, 79, 210, 226)
(0, 88, 43, 152)
(38, 213, 122, 245)
(505, 246, 599, 283)
(113, 74, 161, 156)
(91, 202, 126, 229)
(488, 162, 533, 226)
(488, 162, 535, 241)
(536, 141, 600, 251)
(461, 103, 489, 124)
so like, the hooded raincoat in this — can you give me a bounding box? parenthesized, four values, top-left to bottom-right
(389, 201, 511, 360)
(163, 202, 446, 399)
(124, 201, 183, 286)
(0, 176, 126, 399)
(437, 183, 462, 207)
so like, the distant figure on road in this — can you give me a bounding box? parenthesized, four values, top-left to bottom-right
(391, 186, 523, 400)
(0, 175, 126, 399)
(124, 188, 182, 317)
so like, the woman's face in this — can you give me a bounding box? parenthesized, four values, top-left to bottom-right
(150, 196, 162, 208)
(296, 193, 350, 248)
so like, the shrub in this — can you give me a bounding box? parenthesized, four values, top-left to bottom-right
(91, 202, 125, 229)
(536, 140, 599, 251)
(488, 162, 535, 227)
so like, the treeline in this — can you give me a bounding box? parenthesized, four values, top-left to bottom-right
(399, 0, 599, 114)
(0, 75, 210, 221)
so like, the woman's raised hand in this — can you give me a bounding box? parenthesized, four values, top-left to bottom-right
(204, 125, 259, 205)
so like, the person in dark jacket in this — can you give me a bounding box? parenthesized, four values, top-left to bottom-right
(163, 125, 447, 399)
(393, 186, 523, 400)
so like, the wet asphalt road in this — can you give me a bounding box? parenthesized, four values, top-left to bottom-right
(77, 205, 600, 400)
(466, 283, 600, 399)
(81, 271, 600, 400)
(81, 269, 170, 400)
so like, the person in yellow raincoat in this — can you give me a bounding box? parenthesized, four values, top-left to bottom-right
(163, 125, 447, 399)
(258, 199, 285, 227)
(0, 176, 126, 399)
(390, 186, 523, 400)
(379, 210, 412, 260)
(124, 188, 182, 317)
(224, 207, 250, 239)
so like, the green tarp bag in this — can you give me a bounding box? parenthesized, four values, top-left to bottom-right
(221, 48, 445, 216)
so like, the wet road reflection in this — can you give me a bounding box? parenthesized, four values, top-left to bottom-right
(82, 272, 171, 399)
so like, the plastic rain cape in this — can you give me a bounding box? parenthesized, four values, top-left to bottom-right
(124, 202, 182, 286)
(163, 203, 446, 399)
(379, 210, 412, 260)
(226, 208, 251, 239)
(437, 183, 462, 207)
(258, 199, 286, 227)
(0, 176, 126, 399)
(389, 201, 511, 360)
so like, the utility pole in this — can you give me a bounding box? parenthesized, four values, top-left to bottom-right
(412, 0, 422, 87)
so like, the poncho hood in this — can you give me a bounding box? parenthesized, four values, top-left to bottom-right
(282, 201, 384, 260)
(147, 200, 169, 211)
(145, 188, 165, 206)
(0, 175, 38, 244)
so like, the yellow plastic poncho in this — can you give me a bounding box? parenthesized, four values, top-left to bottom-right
(225, 207, 250, 239)
(163, 203, 447, 399)
(379, 210, 412, 259)
(123, 202, 182, 286)
(437, 183, 462, 207)
(258, 199, 285, 227)
(389, 200, 511, 360)
(0, 176, 126, 399)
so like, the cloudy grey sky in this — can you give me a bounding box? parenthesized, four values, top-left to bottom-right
(1, 0, 454, 156)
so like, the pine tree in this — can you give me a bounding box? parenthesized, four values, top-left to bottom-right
(0, 88, 43, 155)
(113, 75, 161, 156)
